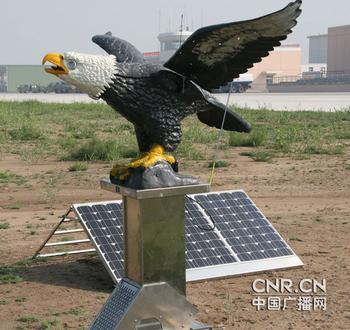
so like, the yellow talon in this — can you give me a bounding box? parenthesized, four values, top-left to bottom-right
(110, 145, 175, 182)
(129, 144, 175, 169)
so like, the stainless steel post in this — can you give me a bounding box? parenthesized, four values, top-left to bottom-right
(101, 180, 209, 295)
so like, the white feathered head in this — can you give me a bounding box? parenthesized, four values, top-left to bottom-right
(42, 52, 117, 99)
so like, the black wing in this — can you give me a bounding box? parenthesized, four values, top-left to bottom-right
(92, 32, 144, 63)
(197, 89, 251, 132)
(164, 0, 302, 90)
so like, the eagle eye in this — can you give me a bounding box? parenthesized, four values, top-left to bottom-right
(66, 59, 77, 70)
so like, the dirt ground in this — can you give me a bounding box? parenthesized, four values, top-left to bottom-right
(0, 147, 349, 330)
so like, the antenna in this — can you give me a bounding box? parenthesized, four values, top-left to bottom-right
(158, 9, 161, 33)
(179, 14, 184, 46)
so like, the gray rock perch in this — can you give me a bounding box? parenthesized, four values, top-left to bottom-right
(110, 161, 199, 189)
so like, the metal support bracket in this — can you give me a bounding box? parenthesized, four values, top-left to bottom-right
(32, 206, 95, 258)
(90, 278, 199, 330)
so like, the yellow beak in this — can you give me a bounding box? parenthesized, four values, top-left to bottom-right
(42, 53, 68, 75)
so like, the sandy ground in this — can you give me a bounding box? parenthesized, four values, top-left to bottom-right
(0, 147, 349, 329)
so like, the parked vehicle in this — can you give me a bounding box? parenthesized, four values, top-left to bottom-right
(18, 82, 82, 94)
(212, 74, 253, 93)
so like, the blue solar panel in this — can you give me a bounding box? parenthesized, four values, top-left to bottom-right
(73, 190, 302, 282)
(90, 278, 140, 330)
(191, 191, 294, 262)
(75, 201, 124, 281)
(185, 198, 237, 269)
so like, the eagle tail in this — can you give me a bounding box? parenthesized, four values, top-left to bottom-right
(197, 90, 251, 133)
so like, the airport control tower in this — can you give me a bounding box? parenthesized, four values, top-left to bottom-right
(157, 28, 193, 63)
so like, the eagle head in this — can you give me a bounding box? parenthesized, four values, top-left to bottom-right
(42, 52, 117, 99)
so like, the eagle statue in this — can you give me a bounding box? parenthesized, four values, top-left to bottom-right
(43, 0, 301, 186)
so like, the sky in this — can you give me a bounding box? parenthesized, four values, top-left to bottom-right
(1, 0, 350, 64)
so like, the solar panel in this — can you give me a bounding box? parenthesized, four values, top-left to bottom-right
(74, 200, 124, 281)
(184, 197, 238, 269)
(90, 278, 141, 330)
(73, 190, 302, 283)
(185, 190, 302, 281)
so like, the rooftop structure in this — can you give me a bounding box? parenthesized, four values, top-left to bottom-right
(307, 34, 328, 64)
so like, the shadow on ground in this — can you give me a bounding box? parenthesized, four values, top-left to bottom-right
(16, 257, 114, 292)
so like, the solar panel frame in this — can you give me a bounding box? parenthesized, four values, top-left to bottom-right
(73, 200, 124, 283)
(186, 190, 302, 281)
(72, 190, 302, 283)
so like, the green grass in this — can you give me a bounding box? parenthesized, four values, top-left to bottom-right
(15, 297, 27, 303)
(63, 307, 83, 315)
(0, 266, 23, 284)
(0, 258, 50, 285)
(3, 202, 22, 210)
(236, 108, 349, 155)
(229, 129, 266, 147)
(0, 222, 10, 230)
(38, 319, 59, 329)
(208, 160, 230, 168)
(68, 163, 89, 172)
(183, 123, 218, 143)
(17, 314, 59, 330)
(0, 274, 23, 284)
(9, 124, 43, 141)
(240, 151, 274, 162)
(17, 315, 39, 323)
(0, 102, 348, 164)
(64, 138, 138, 161)
(14, 257, 49, 267)
(176, 142, 204, 160)
(0, 171, 27, 186)
(290, 237, 303, 242)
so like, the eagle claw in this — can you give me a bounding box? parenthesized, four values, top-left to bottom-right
(129, 145, 175, 169)
(110, 144, 176, 182)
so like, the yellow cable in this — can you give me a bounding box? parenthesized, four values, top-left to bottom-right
(208, 86, 233, 187)
(209, 161, 216, 185)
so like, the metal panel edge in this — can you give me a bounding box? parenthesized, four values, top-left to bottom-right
(186, 255, 303, 282)
(73, 200, 122, 208)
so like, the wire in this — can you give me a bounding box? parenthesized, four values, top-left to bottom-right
(185, 195, 216, 231)
(209, 83, 233, 185)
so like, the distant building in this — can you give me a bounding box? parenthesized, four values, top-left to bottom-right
(269, 25, 350, 92)
(0, 29, 304, 94)
(328, 25, 350, 73)
(143, 51, 161, 64)
(149, 30, 302, 92)
(305, 25, 350, 74)
(158, 29, 193, 63)
(248, 44, 302, 91)
(0, 65, 58, 92)
(308, 34, 328, 64)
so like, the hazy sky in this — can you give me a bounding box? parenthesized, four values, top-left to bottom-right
(1, 0, 350, 64)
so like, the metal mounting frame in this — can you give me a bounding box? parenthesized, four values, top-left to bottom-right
(32, 206, 96, 259)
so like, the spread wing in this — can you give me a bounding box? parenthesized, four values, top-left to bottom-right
(92, 32, 144, 63)
(164, 0, 302, 90)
